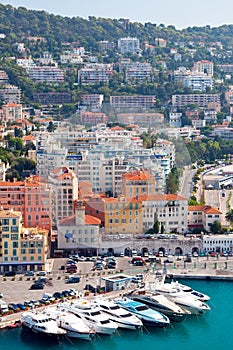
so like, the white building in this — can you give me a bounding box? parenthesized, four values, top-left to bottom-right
(188, 205, 222, 232)
(57, 202, 101, 254)
(203, 235, 233, 254)
(193, 60, 214, 77)
(141, 194, 188, 233)
(184, 74, 213, 91)
(48, 167, 79, 227)
(169, 112, 182, 127)
(118, 37, 140, 54)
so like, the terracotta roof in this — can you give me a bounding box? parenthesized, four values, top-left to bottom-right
(0, 210, 22, 218)
(122, 170, 154, 181)
(188, 205, 222, 214)
(59, 214, 101, 226)
(140, 194, 187, 201)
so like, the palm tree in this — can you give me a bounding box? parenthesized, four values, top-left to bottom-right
(225, 209, 233, 227)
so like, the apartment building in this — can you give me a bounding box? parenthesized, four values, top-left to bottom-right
(155, 38, 167, 47)
(118, 37, 140, 54)
(57, 202, 101, 255)
(193, 60, 214, 77)
(172, 94, 220, 108)
(110, 95, 156, 109)
(60, 52, 83, 64)
(104, 197, 143, 235)
(33, 92, 72, 104)
(48, 167, 78, 227)
(122, 170, 157, 198)
(0, 209, 49, 273)
(0, 176, 51, 231)
(169, 112, 182, 127)
(0, 70, 9, 84)
(28, 67, 65, 82)
(124, 63, 153, 82)
(183, 74, 213, 91)
(141, 194, 188, 233)
(117, 112, 164, 126)
(98, 41, 115, 51)
(80, 111, 108, 126)
(81, 94, 104, 111)
(188, 205, 222, 231)
(78, 67, 113, 84)
(0, 84, 21, 103)
(1, 103, 22, 123)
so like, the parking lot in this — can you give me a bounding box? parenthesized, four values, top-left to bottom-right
(1, 254, 233, 313)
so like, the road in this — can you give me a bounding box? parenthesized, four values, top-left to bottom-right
(179, 166, 196, 199)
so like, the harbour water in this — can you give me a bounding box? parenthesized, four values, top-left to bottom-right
(0, 279, 232, 350)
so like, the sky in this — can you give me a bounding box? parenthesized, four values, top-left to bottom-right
(1, 0, 233, 29)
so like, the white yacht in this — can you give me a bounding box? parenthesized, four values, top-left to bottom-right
(94, 297, 143, 330)
(21, 311, 66, 337)
(146, 281, 211, 315)
(129, 291, 191, 322)
(61, 299, 118, 335)
(169, 281, 210, 302)
(43, 306, 95, 340)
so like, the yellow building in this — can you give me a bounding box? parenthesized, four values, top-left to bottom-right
(104, 197, 143, 236)
(122, 170, 157, 198)
(0, 210, 49, 274)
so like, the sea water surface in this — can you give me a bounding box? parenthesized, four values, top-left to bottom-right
(0, 280, 232, 350)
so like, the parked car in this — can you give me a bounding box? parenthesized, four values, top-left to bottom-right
(24, 271, 35, 276)
(16, 303, 26, 311)
(24, 301, 33, 308)
(36, 271, 47, 276)
(30, 282, 44, 290)
(66, 276, 80, 283)
(30, 300, 40, 307)
(53, 292, 64, 300)
(8, 303, 20, 312)
(4, 271, 16, 277)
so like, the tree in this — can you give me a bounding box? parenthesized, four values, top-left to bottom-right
(225, 209, 233, 227)
(47, 121, 56, 132)
(153, 218, 160, 234)
(210, 221, 222, 234)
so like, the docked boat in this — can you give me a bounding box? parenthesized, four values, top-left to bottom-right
(169, 281, 210, 302)
(60, 299, 118, 335)
(43, 306, 95, 340)
(94, 297, 143, 330)
(128, 291, 190, 322)
(21, 311, 66, 337)
(114, 297, 170, 327)
(146, 281, 211, 315)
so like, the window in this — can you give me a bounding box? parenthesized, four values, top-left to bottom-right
(13, 242, 18, 248)
(13, 249, 17, 256)
(4, 242, 8, 248)
(21, 249, 26, 254)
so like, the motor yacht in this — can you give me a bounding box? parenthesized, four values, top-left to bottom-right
(94, 297, 143, 330)
(169, 281, 210, 302)
(115, 297, 170, 327)
(60, 299, 118, 335)
(43, 306, 95, 340)
(146, 281, 211, 315)
(128, 291, 190, 322)
(21, 311, 66, 337)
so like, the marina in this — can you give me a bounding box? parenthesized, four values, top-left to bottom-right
(0, 278, 232, 350)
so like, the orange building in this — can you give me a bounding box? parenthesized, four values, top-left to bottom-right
(0, 176, 51, 231)
(104, 196, 143, 235)
(122, 170, 157, 198)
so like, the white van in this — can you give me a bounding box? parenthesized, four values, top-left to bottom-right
(0, 300, 9, 313)
(159, 251, 164, 257)
(167, 255, 174, 263)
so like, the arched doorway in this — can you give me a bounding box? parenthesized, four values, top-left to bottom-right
(192, 247, 199, 255)
(107, 248, 114, 256)
(175, 247, 183, 256)
(141, 247, 149, 257)
(124, 247, 131, 257)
